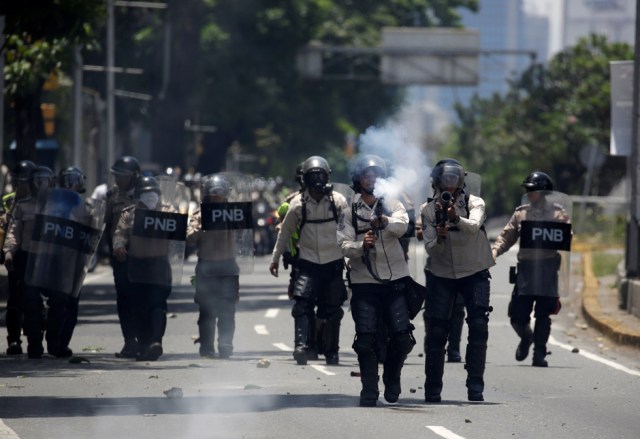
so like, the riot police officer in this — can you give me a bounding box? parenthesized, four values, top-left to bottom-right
(492, 172, 570, 367)
(420, 159, 494, 402)
(105, 156, 141, 358)
(113, 176, 185, 361)
(42, 166, 92, 357)
(336, 154, 415, 407)
(2, 160, 37, 354)
(187, 174, 240, 359)
(270, 156, 348, 366)
(10, 166, 64, 357)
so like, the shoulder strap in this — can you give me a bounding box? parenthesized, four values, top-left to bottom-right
(300, 195, 339, 233)
(351, 202, 372, 236)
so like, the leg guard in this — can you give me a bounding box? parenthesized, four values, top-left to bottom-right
(321, 306, 344, 364)
(382, 328, 415, 403)
(424, 318, 448, 401)
(352, 333, 379, 406)
(447, 297, 465, 362)
(511, 320, 533, 361)
(197, 308, 216, 355)
(464, 315, 489, 399)
(217, 299, 236, 358)
(533, 315, 551, 367)
(292, 299, 312, 365)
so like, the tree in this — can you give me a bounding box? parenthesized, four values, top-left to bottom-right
(104, 0, 479, 175)
(1, 1, 104, 163)
(442, 34, 633, 216)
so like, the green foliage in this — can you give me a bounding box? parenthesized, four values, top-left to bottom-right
(592, 251, 624, 277)
(443, 34, 633, 216)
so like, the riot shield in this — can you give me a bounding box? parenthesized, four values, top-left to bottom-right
(199, 172, 254, 275)
(26, 189, 105, 297)
(517, 190, 572, 297)
(332, 182, 356, 206)
(464, 172, 481, 196)
(127, 179, 188, 286)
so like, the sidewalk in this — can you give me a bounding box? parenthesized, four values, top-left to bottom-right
(581, 250, 640, 347)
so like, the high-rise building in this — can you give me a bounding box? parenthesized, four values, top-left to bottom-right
(562, 0, 635, 49)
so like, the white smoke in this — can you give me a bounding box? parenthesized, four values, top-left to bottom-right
(356, 123, 432, 208)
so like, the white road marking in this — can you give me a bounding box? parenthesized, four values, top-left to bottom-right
(426, 426, 466, 439)
(254, 325, 269, 335)
(273, 342, 292, 351)
(549, 335, 640, 377)
(265, 308, 279, 318)
(0, 420, 20, 438)
(311, 365, 336, 376)
(277, 294, 289, 300)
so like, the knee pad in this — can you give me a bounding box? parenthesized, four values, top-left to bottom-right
(291, 299, 311, 319)
(389, 331, 416, 356)
(352, 333, 376, 356)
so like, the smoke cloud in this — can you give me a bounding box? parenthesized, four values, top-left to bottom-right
(355, 123, 432, 208)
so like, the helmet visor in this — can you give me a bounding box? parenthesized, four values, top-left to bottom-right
(439, 165, 465, 189)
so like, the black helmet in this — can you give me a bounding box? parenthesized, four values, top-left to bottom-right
(522, 171, 554, 191)
(58, 166, 86, 194)
(31, 166, 55, 192)
(134, 176, 161, 198)
(201, 174, 230, 198)
(110, 155, 141, 177)
(351, 154, 387, 183)
(302, 156, 331, 192)
(431, 159, 465, 190)
(11, 160, 37, 182)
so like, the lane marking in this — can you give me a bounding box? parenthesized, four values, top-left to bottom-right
(277, 294, 289, 300)
(273, 342, 292, 351)
(548, 335, 640, 377)
(254, 325, 269, 335)
(0, 420, 20, 438)
(265, 308, 279, 318)
(311, 365, 336, 376)
(426, 426, 466, 439)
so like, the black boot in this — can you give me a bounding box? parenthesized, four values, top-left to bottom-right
(382, 332, 414, 403)
(511, 321, 533, 362)
(322, 313, 342, 365)
(293, 315, 309, 365)
(425, 323, 447, 403)
(198, 313, 216, 358)
(465, 320, 488, 402)
(359, 355, 380, 407)
(532, 316, 551, 367)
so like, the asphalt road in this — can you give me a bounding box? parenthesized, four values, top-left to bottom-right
(1, 246, 639, 439)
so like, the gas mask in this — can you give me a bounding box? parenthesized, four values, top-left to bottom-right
(140, 192, 160, 209)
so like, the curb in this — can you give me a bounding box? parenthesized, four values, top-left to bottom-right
(581, 251, 640, 347)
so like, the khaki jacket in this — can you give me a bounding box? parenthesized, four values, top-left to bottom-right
(271, 190, 347, 266)
(421, 193, 494, 279)
(492, 199, 570, 261)
(105, 187, 136, 244)
(337, 194, 410, 284)
(187, 208, 237, 261)
(5, 198, 38, 255)
(113, 203, 177, 258)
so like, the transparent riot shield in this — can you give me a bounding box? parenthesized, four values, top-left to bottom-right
(198, 172, 254, 275)
(127, 179, 188, 286)
(26, 189, 105, 297)
(332, 182, 356, 206)
(517, 190, 572, 297)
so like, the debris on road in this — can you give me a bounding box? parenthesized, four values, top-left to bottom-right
(69, 356, 90, 364)
(257, 358, 271, 368)
(163, 387, 184, 398)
